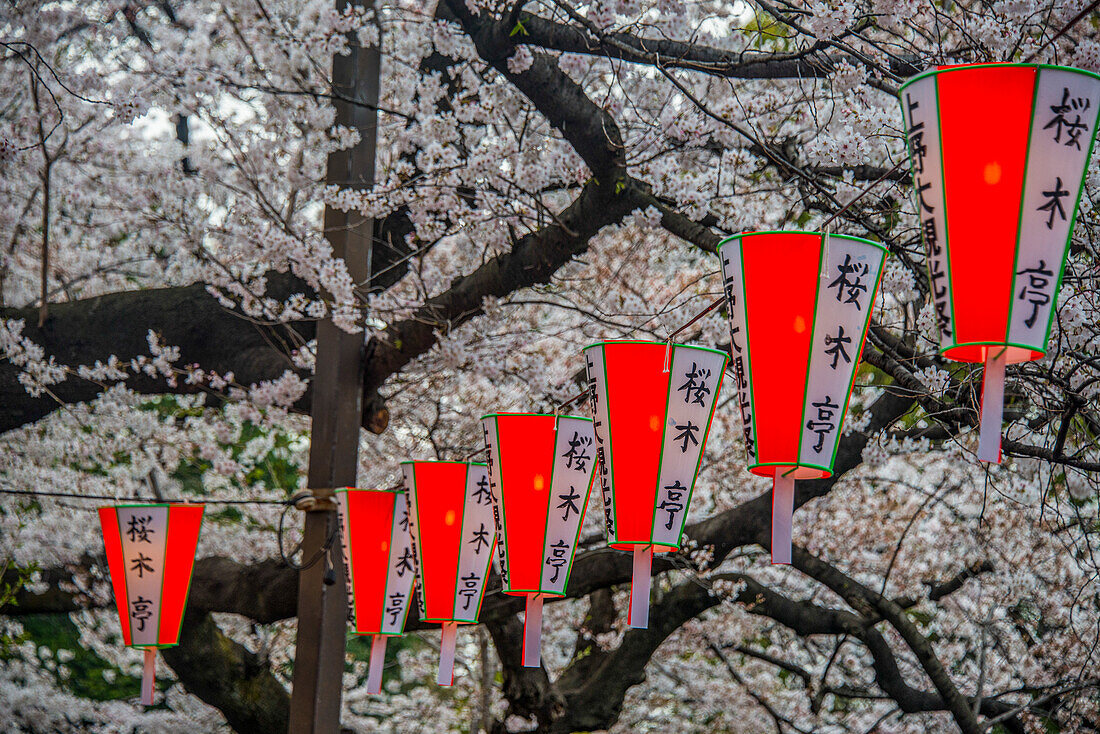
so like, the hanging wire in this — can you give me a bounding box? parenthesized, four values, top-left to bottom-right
(0, 487, 289, 505)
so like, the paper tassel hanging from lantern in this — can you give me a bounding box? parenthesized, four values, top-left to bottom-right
(583, 340, 727, 628)
(401, 461, 495, 686)
(481, 413, 597, 667)
(334, 487, 416, 694)
(718, 231, 886, 564)
(899, 62, 1100, 462)
(99, 503, 204, 705)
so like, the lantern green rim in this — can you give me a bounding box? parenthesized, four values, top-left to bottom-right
(478, 412, 592, 422)
(501, 587, 567, 598)
(399, 460, 488, 467)
(333, 486, 406, 495)
(582, 340, 728, 358)
(128, 642, 181, 650)
(938, 340, 1045, 363)
(717, 231, 889, 255)
(352, 631, 406, 638)
(749, 461, 834, 478)
(898, 62, 1100, 93)
(419, 617, 478, 625)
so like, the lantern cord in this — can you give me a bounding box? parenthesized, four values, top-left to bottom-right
(461, 445, 490, 462)
(276, 501, 339, 571)
(1023, 0, 1100, 62)
(0, 487, 290, 505)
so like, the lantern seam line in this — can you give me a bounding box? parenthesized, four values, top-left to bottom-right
(155, 505, 170, 647)
(738, 238, 762, 471)
(488, 418, 513, 596)
(342, 490, 364, 634)
(450, 464, 471, 622)
(538, 415, 560, 593)
(793, 233, 829, 473)
(1004, 67, 1041, 351)
(649, 343, 676, 549)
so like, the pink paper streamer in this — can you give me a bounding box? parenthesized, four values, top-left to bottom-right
(437, 622, 458, 686)
(522, 594, 544, 668)
(772, 473, 795, 565)
(367, 635, 387, 694)
(141, 648, 156, 706)
(628, 545, 652, 629)
(978, 349, 1006, 463)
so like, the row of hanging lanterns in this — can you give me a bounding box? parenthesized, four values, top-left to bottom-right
(95, 62, 1100, 698)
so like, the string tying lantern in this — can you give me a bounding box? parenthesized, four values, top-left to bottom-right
(481, 413, 597, 667)
(583, 340, 727, 628)
(718, 231, 886, 564)
(401, 461, 495, 685)
(334, 487, 416, 694)
(899, 62, 1100, 462)
(98, 503, 204, 705)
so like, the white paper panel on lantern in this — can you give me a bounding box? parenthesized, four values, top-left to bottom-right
(116, 506, 169, 646)
(451, 465, 495, 621)
(539, 416, 597, 593)
(900, 75, 954, 348)
(652, 346, 727, 547)
(382, 496, 416, 634)
(1009, 68, 1100, 348)
(719, 246, 759, 463)
(583, 346, 617, 540)
(798, 237, 885, 469)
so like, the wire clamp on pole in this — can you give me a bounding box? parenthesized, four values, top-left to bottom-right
(289, 488, 339, 512)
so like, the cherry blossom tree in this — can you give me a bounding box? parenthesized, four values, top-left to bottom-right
(2, 1, 1100, 732)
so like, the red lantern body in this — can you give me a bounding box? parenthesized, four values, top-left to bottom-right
(99, 503, 204, 703)
(335, 487, 416, 693)
(718, 232, 887, 562)
(899, 63, 1100, 460)
(402, 461, 495, 685)
(481, 413, 597, 665)
(583, 340, 728, 627)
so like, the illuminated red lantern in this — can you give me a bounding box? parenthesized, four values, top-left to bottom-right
(402, 461, 496, 686)
(718, 231, 887, 564)
(583, 340, 728, 628)
(98, 503, 204, 705)
(481, 413, 597, 667)
(335, 487, 416, 694)
(899, 63, 1100, 462)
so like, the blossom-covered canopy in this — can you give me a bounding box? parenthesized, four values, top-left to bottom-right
(899, 62, 1100, 461)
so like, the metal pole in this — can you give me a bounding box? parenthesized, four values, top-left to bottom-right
(288, 1, 380, 730)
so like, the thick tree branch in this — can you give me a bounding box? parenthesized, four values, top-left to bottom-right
(161, 609, 290, 734)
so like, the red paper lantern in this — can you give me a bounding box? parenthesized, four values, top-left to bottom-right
(718, 231, 887, 563)
(899, 63, 1100, 462)
(99, 503, 204, 705)
(335, 487, 416, 694)
(481, 413, 597, 667)
(583, 340, 728, 628)
(402, 461, 496, 686)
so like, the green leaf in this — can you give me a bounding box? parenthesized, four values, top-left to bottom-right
(509, 18, 528, 37)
